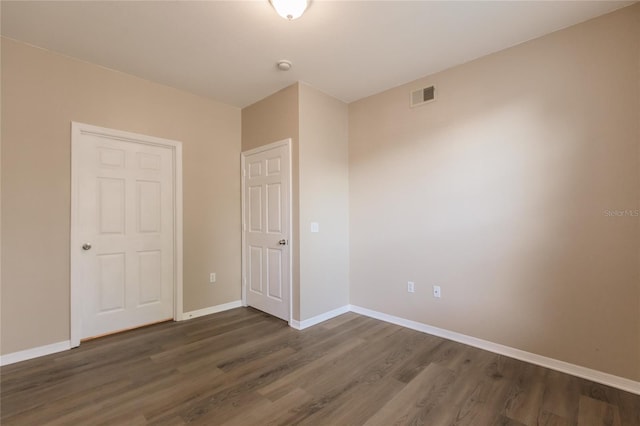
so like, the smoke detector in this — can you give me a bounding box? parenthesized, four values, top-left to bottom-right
(277, 60, 292, 71)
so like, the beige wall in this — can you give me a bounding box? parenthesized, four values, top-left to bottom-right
(1, 38, 241, 354)
(241, 84, 299, 153)
(349, 4, 640, 381)
(299, 83, 349, 320)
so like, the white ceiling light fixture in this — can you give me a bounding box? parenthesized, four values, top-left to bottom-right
(270, 0, 309, 21)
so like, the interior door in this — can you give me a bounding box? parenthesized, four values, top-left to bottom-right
(75, 129, 175, 339)
(243, 141, 291, 321)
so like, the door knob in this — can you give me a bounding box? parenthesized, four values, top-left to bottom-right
(82, 243, 92, 251)
(278, 239, 287, 246)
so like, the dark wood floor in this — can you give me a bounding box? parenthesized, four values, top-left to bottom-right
(1, 308, 638, 425)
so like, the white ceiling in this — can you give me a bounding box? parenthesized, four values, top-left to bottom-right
(1, 1, 633, 108)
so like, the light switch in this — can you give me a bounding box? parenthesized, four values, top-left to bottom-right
(310, 222, 319, 233)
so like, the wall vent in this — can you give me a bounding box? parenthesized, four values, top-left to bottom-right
(410, 85, 436, 108)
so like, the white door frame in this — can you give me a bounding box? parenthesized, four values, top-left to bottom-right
(241, 139, 293, 325)
(70, 122, 183, 347)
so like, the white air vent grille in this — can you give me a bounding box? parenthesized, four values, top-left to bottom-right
(410, 85, 436, 108)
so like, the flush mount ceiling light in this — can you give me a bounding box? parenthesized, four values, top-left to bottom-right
(270, 0, 309, 20)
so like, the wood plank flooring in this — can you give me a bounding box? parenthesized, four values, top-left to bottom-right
(1, 308, 638, 425)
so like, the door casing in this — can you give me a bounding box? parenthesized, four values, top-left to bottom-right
(241, 139, 293, 325)
(70, 122, 183, 347)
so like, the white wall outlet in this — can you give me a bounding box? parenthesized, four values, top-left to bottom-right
(407, 281, 415, 293)
(209, 273, 216, 283)
(310, 222, 320, 233)
(433, 285, 441, 298)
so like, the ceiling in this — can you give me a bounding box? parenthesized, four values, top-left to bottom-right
(1, 1, 633, 108)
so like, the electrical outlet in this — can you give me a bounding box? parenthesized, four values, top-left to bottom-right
(407, 281, 415, 293)
(209, 273, 216, 283)
(433, 285, 441, 298)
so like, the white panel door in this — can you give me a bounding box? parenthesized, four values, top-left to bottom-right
(76, 132, 175, 339)
(243, 142, 290, 321)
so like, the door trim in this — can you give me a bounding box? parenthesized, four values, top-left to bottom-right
(240, 139, 293, 325)
(70, 122, 183, 347)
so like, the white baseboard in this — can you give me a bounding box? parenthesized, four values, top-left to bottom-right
(180, 300, 242, 320)
(290, 305, 351, 330)
(0, 340, 71, 366)
(4, 303, 637, 395)
(349, 305, 640, 395)
(2, 301, 243, 365)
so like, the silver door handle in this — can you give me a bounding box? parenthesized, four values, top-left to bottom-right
(82, 243, 92, 251)
(278, 239, 287, 246)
